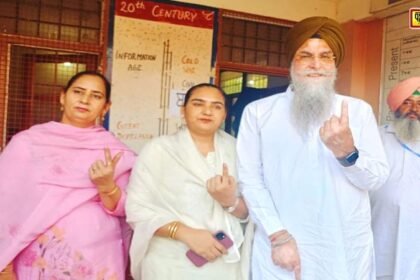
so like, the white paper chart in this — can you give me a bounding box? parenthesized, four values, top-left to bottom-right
(381, 11, 420, 124)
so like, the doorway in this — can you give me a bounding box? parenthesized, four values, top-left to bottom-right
(220, 70, 289, 136)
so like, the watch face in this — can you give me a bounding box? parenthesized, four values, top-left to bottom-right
(338, 149, 359, 167)
(345, 150, 359, 165)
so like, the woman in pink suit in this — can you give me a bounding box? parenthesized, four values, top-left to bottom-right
(0, 71, 136, 280)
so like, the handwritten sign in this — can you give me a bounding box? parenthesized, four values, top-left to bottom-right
(110, 0, 215, 151)
(115, 0, 214, 29)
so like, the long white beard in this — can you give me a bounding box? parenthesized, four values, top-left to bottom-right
(290, 65, 337, 138)
(393, 116, 420, 143)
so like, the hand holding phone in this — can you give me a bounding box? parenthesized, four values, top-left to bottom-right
(186, 231, 234, 267)
(214, 231, 234, 248)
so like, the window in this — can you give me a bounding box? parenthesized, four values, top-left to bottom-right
(218, 11, 293, 136)
(220, 13, 292, 68)
(0, 0, 101, 43)
(0, 0, 108, 148)
(5, 46, 98, 143)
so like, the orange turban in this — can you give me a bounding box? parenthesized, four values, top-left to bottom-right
(286, 16, 345, 66)
(387, 76, 420, 112)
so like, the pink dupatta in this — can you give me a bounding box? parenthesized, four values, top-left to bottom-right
(0, 121, 136, 270)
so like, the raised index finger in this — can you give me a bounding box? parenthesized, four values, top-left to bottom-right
(222, 163, 229, 178)
(340, 100, 349, 126)
(104, 148, 112, 166)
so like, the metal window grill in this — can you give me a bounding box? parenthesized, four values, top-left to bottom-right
(221, 16, 291, 68)
(0, 0, 107, 149)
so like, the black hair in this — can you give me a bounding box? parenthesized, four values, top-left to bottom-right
(183, 83, 228, 111)
(64, 71, 111, 102)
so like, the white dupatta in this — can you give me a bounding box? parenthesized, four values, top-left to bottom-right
(126, 128, 252, 279)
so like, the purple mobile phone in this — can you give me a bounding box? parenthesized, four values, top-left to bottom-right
(214, 231, 234, 248)
(186, 231, 234, 267)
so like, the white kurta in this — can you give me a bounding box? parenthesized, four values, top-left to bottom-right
(237, 87, 389, 280)
(370, 125, 420, 280)
(126, 128, 252, 280)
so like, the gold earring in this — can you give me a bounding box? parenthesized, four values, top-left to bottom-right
(60, 105, 64, 111)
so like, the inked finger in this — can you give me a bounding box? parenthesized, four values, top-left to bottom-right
(340, 100, 349, 126)
(294, 265, 302, 280)
(222, 163, 229, 178)
(104, 148, 112, 166)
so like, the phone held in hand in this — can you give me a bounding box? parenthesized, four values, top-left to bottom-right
(214, 231, 234, 248)
(186, 231, 234, 267)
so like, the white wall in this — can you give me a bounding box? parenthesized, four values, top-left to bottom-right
(336, 0, 419, 22)
(337, 0, 373, 22)
(173, 0, 337, 22)
(175, 0, 413, 23)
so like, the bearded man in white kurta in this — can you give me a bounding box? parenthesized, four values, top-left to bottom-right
(370, 77, 420, 280)
(237, 16, 389, 280)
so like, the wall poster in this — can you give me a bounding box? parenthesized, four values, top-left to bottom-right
(110, 0, 215, 151)
(380, 11, 420, 124)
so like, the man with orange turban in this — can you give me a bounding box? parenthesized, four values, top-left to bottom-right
(237, 16, 389, 280)
(370, 77, 420, 280)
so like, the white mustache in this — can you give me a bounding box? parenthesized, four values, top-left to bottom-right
(405, 111, 420, 118)
(300, 70, 336, 76)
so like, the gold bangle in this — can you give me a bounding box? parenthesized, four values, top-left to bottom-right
(167, 221, 179, 239)
(102, 185, 119, 196)
(170, 223, 179, 239)
(169, 222, 177, 238)
(167, 222, 174, 238)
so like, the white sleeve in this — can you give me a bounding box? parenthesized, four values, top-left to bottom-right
(341, 104, 389, 191)
(236, 104, 285, 236)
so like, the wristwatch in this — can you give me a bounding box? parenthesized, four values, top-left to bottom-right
(337, 147, 359, 167)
